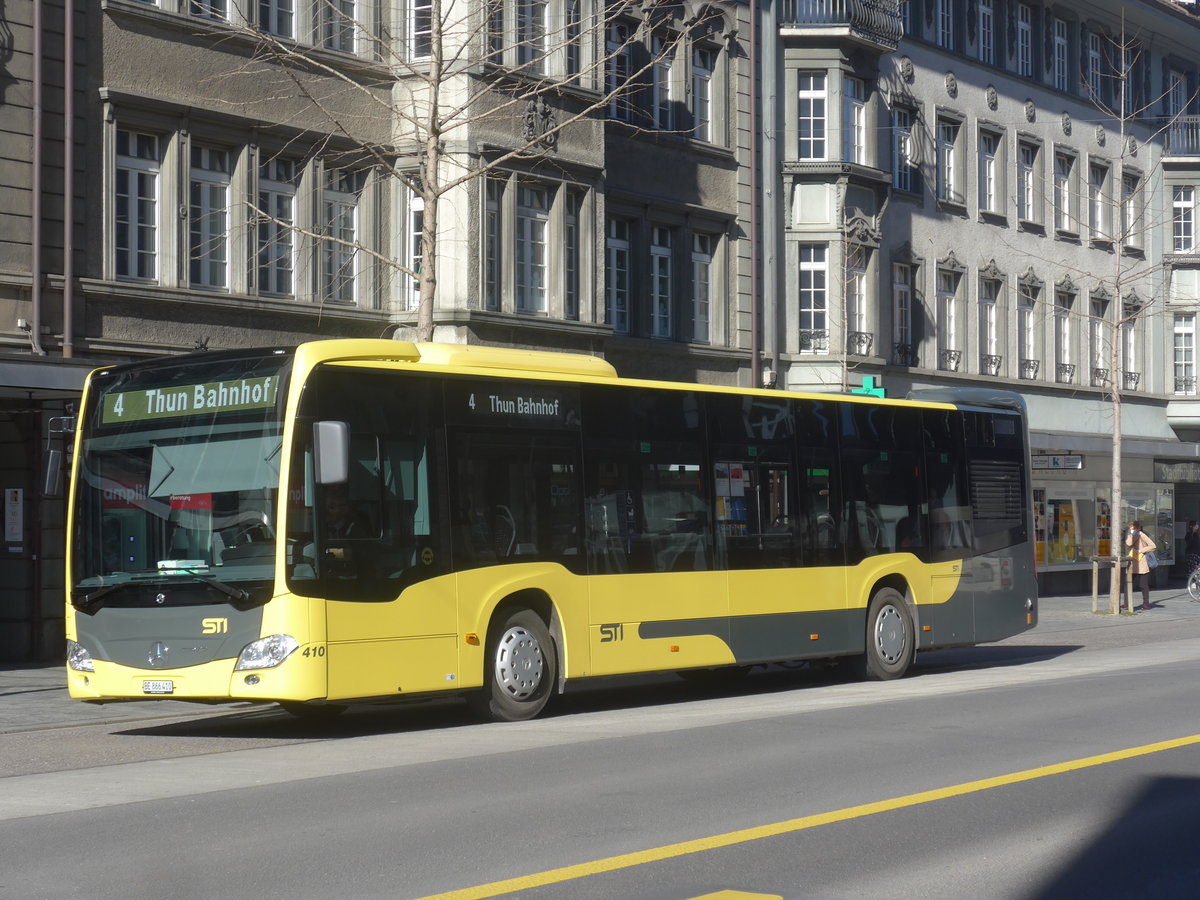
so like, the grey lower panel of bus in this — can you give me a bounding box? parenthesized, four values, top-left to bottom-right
(637, 560, 1036, 665)
(75, 604, 264, 670)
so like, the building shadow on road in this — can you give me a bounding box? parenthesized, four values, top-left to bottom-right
(1030, 776, 1200, 898)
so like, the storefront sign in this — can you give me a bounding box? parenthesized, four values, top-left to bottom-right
(1155, 461, 1200, 483)
(1032, 454, 1084, 470)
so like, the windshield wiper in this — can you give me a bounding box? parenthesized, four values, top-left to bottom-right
(72, 581, 130, 612)
(178, 568, 252, 604)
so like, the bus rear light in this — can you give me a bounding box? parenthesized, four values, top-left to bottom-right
(234, 634, 299, 671)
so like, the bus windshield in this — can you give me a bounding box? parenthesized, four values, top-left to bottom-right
(71, 354, 289, 601)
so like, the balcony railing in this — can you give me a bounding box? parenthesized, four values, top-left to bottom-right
(1020, 358, 1040, 380)
(799, 329, 829, 352)
(1176, 375, 1198, 395)
(1091, 367, 1109, 387)
(1056, 363, 1076, 384)
(1123, 370, 1141, 391)
(981, 354, 1002, 376)
(847, 331, 874, 356)
(893, 342, 918, 367)
(778, 0, 903, 51)
(1164, 116, 1200, 157)
(939, 348, 961, 372)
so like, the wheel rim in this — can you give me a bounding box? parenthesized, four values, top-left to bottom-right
(873, 604, 907, 665)
(493, 625, 545, 700)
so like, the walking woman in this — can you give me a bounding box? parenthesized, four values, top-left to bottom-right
(1185, 520, 1200, 578)
(1125, 521, 1157, 611)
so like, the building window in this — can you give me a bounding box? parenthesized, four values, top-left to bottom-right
(606, 23, 632, 122)
(323, 0, 356, 53)
(1017, 141, 1039, 223)
(651, 35, 674, 131)
(323, 167, 364, 304)
(1055, 290, 1074, 382)
(691, 46, 715, 141)
(258, 157, 296, 296)
(892, 108, 914, 192)
(1174, 186, 1195, 253)
(843, 77, 866, 165)
(259, 0, 293, 37)
(936, 118, 962, 205)
(798, 244, 827, 353)
(936, 0, 953, 49)
(1052, 18, 1069, 92)
(937, 270, 960, 367)
(191, 0, 227, 20)
(1169, 70, 1187, 118)
(410, 0, 432, 59)
(1018, 282, 1039, 376)
(1088, 163, 1109, 242)
(606, 218, 631, 333)
(798, 73, 826, 160)
(1122, 319, 1137, 389)
(1089, 297, 1108, 382)
(1121, 45, 1137, 113)
(115, 129, 161, 281)
(979, 277, 1000, 370)
(484, 178, 502, 311)
(691, 233, 714, 342)
(1017, 4, 1033, 78)
(565, 0, 582, 77)
(515, 184, 549, 312)
(847, 258, 867, 339)
(978, 130, 999, 214)
(516, 0, 548, 71)
(893, 262, 912, 353)
(1175, 313, 1196, 395)
(1054, 152, 1075, 233)
(189, 145, 230, 290)
(650, 226, 673, 338)
(564, 190, 581, 320)
(1121, 173, 1142, 247)
(1087, 32, 1103, 100)
(978, 0, 994, 64)
(405, 189, 424, 311)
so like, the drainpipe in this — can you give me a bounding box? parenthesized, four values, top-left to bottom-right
(62, 0, 75, 358)
(29, 0, 47, 356)
(749, 0, 760, 388)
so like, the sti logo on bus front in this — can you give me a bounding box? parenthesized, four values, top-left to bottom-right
(201, 618, 229, 635)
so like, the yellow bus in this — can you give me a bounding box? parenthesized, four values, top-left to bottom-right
(65, 339, 1037, 721)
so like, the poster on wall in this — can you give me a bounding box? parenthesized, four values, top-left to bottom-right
(1050, 500, 1078, 563)
(1096, 498, 1111, 557)
(1033, 489, 1047, 566)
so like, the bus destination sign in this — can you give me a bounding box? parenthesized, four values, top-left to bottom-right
(101, 376, 279, 425)
(446, 381, 579, 429)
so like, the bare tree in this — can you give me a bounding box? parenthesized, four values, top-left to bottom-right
(218, 0, 730, 341)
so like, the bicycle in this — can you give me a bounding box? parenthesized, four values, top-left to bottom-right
(1188, 569, 1200, 603)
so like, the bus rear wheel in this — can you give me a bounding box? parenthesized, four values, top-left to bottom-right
(470, 609, 556, 722)
(859, 587, 913, 680)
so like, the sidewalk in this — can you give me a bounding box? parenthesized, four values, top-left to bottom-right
(3, 584, 1199, 733)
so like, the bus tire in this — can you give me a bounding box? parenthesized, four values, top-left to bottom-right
(859, 587, 913, 680)
(470, 609, 556, 722)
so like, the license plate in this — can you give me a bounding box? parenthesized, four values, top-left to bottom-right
(143, 680, 175, 695)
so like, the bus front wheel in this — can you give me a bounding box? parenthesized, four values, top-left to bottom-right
(470, 609, 557, 722)
(859, 587, 913, 680)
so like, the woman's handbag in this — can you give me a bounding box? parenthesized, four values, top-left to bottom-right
(1144, 550, 1159, 569)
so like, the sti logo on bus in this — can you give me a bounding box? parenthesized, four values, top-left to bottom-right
(599, 623, 624, 643)
(201, 617, 229, 635)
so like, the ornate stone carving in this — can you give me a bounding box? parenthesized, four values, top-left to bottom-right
(945, 72, 958, 98)
(986, 85, 998, 111)
(521, 97, 558, 151)
(1025, 99, 1036, 122)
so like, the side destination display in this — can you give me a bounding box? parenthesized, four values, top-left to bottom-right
(444, 380, 580, 430)
(101, 376, 279, 424)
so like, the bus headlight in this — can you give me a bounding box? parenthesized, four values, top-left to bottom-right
(234, 635, 299, 671)
(66, 640, 95, 673)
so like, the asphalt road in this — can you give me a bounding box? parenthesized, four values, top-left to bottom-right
(2, 598, 1199, 899)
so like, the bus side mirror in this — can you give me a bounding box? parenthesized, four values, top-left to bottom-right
(43, 449, 64, 497)
(313, 421, 350, 485)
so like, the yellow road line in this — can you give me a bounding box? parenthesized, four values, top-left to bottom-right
(417, 734, 1200, 900)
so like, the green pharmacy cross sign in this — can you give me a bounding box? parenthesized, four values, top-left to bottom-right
(852, 376, 886, 398)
